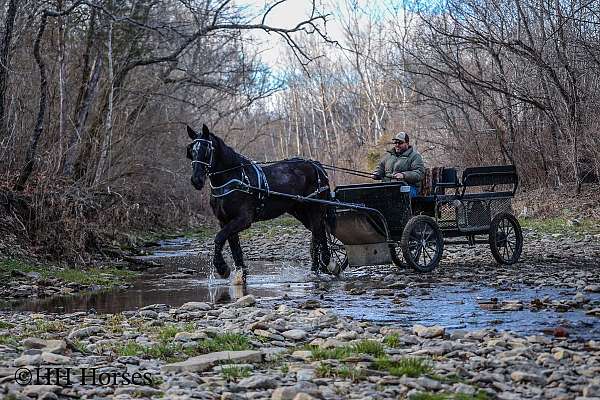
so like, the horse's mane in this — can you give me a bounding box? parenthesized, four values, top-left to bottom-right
(211, 133, 244, 165)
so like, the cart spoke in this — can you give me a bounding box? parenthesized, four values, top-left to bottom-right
(421, 245, 432, 265)
(506, 240, 515, 254)
(502, 244, 510, 260)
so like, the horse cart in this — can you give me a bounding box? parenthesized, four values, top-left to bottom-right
(186, 124, 523, 278)
(323, 165, 523, 274)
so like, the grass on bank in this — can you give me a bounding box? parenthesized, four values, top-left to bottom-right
(0, 321, 14, 329)
(108, 332, 253, 363)
(519, 217, 600, 236)
(308, 340, 386, 361)
(410, 391, 490, 400)
(0, 258, 138, 286)
(374, 357, 433, 377)
(316, 363, 365, 381)
(220, 365, 252, 381)
(240, 216, 302, 239)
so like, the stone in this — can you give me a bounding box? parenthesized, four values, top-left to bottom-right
(162, 350, 262, 373)
(417, 376, 442, 390)
(454, 383, 476, 395)
(67, 326, 103, 340)
(510, 371, 546, 385)
(139, 310, 158, 319)
(179, 302, 211, 312)
(293, 394, 316, 400)
(261, 347, 289, 361)
(412, 324, 444, 338)
(39, 393, 59, 400)
(174, 332, 207, 342)
(41, 352, 71, 365)
(588, 340, 600, 350)
(234, 295, 256, 307)
(237, 374, 278, 389)
(290, 351, 312, 361)
(335, 331, 357, 341)
(272, 387, 300, 400)
(544, 387, 569, 399)
(584, 384, 600, 397)
(14, 354, 42, 366)
(22, 385, 62, 397)
(254, 329, 285, 341)
(413, 341, 453, 356)
(296, 369, 315, 381)
(586, 308, 600, 316)
(553, 348, 572, 360)
(23, 338, 67, 355)
(501, 301, 524, 311)
(114, 386, 164, 396)
(584, 285, 600, 293)
(282, 329, 307, 341)
(271, 382, 320, 400)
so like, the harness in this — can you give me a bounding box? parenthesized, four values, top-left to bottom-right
(190, 138, 329, 217)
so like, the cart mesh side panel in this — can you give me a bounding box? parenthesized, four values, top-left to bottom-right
(334, 183, 411, 240)
(437, 201, 459, 229)
(456, 198, 512, 232)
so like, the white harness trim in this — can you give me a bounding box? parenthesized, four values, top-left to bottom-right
(190, 138, 213, 169)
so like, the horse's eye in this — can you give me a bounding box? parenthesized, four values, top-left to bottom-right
(186, 146, 192, 159)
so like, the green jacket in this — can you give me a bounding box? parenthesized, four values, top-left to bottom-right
(373, 146, 425, 187)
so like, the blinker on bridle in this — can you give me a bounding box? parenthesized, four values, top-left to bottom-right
(190, 138, 214, 173)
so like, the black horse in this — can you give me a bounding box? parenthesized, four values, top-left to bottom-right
(186, 124, 331, 278)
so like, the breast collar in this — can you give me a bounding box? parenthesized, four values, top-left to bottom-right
(209, 158, 269, 199)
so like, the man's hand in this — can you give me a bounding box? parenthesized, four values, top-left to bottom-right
(393, 172, 405, 180)
(372, 173, 380, 180)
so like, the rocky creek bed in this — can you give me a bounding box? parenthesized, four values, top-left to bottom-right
(1, 222, 600, 399)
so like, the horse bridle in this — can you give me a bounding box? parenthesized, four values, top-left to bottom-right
(190, 138, 214, 174)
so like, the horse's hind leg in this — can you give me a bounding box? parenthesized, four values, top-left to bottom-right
(294, 211, 331, 273)
(289, 209, 320, 272)
(214, 217, 251, 278)
(312, 209, 330, 273)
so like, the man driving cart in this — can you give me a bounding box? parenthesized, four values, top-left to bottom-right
(372, 131, 425, 196)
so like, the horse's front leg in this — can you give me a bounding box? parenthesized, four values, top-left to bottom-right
(228, 233, 248, 276)
(214, 217, 251, 278)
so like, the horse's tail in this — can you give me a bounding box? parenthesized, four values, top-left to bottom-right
(308, 160, 336, 233)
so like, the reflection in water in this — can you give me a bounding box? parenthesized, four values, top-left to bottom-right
(6, 237, 600, 340)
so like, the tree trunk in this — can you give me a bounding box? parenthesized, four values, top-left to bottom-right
(57, 0, 67, 169)
(14, 13, 48, 191)
(62, 48, 103, 177)
(0, 0, 18, 140)
(94, 19, 113, 185)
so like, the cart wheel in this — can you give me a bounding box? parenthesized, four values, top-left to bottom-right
(489, 212, 523, 265)
(400, 215, 444, 273)
(319, 231, 348, 276)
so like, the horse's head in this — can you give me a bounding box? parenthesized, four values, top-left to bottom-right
(186, 124, 214, 190)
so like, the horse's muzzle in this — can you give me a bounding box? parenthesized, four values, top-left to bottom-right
(191, 176, 205, 190)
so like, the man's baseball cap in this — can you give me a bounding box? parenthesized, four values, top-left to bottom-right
(392, 132, 409, 143)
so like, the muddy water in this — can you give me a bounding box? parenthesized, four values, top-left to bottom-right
(11, 238, 600, 340)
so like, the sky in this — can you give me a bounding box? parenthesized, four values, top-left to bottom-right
(235, 0, 374, 71)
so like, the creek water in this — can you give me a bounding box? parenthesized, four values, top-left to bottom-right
(10, 237, 600, 340)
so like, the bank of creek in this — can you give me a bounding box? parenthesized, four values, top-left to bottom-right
(1, 220, 600, 399)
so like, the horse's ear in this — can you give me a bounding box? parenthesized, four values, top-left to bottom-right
(187, 125, 198, 140)
(201, 124, 210, 138)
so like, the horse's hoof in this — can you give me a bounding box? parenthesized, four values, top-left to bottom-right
(232, 270, 246, 286)
(214, 261, 231, 278)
